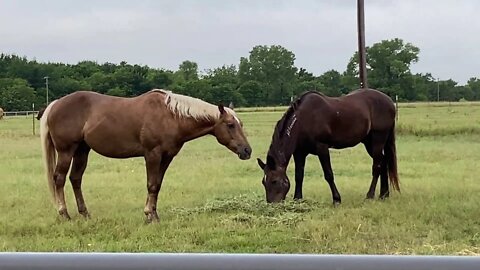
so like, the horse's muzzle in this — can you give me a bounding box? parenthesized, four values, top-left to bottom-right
(266, 193, 287, 203)
(238, 146, 252, 160)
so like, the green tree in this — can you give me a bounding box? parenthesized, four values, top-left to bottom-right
(294, 68, 322, 96)
(238, 80, 264, 106)
(74, 61, 100, 79)
(203, 65, 243, 105)
(0, 78, 36, 110)
(437, 79, 458, 101)
(88, 72, 115, 93)
(147, 69, 173, 90)
(106, 87, 127, 97)
(205, 65, 238, 86)
(49, 77, 91, 99)
(238, 45, 297, 105)
(345, 38, 420, 100)
(177, 60, 199, 82)
(411, 73, 435, 101)
(294, 80, 324, 97)
(467, 77, 480, 100)
(180, 79, 212, 100)
(317, 70, 343, 97)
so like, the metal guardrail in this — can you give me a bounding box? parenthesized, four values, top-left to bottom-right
(0, 253, 479, 270)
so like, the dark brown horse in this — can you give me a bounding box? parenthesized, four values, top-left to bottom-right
(257, 89, 399, 204)
(36, 106, 46, 120)
(40, 89, 252, 222)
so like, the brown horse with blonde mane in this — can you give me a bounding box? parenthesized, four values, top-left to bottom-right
(258, 89, 399, 204)
(40, 89, 252, 222)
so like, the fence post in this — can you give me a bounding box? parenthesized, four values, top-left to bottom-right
(32, 103, 35, 135)
(395, 95, 399, 121)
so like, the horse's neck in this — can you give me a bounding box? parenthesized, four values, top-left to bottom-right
(179, 117, 217, 142)
(268, 111, 301, 167)
(268, 135, 296, 168)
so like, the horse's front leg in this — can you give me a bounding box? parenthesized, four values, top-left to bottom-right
(144, 150, 174, 223)
(317, 148, 341, 206)
(144, 149, 162, 223)
(293, 152, 307, 200)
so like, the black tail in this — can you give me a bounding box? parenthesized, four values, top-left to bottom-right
(385, 125, 400, 192)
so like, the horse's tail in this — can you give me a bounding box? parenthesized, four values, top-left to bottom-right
(385, 124, 400, 192)
(40, 101, 58, 204)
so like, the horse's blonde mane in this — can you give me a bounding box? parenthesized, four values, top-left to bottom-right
(150, 89, 238, 121)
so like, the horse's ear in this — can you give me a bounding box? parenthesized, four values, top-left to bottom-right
(266, 155, 276, 169)
(218, 104, 226, 115)
(257, 158, 266, 170)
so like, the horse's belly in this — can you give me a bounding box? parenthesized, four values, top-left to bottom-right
(327, 129, 368, 149)
(83, 123, 143, 158)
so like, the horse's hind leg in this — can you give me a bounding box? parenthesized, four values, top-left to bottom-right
(54, 150, 75, 219)
(70, 142, 91, 218)
(365, 132, 389, 199)
(379, 159, 389, 199)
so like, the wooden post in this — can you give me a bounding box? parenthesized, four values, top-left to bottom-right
(357, 0, 368, 89)
(395, 95, 399, 121)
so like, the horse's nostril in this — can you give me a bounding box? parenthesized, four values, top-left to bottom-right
(244, 147, 252, 155)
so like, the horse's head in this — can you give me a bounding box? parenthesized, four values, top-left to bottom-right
(257, 155, 290, 203)
(213, 105, 252, 160)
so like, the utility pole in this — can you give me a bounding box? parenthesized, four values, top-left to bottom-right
(357, 0, 368, 89)
(43, 76, 49, 105)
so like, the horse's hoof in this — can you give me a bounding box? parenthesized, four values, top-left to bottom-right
(80, 211, 91, 219)
(365, 194, 375, 200)
(333, 201, 341, 207)
(58, 209, 71, 220)
(379, 193, 390, 200)
(145, 212, 160, 224)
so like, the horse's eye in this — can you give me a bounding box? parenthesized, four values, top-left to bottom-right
(227, 123, 235, 129)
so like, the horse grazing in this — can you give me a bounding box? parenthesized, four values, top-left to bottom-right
(40, 89, 252, 222)
(257, 89, 399, 204)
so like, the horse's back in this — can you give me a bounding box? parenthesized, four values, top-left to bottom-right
(295, 89, 395, 149)
(349, 88, 396, 130)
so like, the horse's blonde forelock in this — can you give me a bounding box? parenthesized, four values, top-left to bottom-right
(151, 89, 238, 121)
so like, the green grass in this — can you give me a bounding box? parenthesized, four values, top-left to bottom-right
(0, 104, 479, 254)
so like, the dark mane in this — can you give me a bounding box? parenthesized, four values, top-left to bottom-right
(273, 91, 321, 140)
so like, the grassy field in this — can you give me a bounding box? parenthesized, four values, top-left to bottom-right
(0, 103, 479, 254)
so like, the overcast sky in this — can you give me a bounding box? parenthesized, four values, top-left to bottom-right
(1, 0, 478, 84)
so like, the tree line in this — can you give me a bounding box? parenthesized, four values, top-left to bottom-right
(1, 38, 479, 111)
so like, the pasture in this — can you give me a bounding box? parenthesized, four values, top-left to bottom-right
(0, 103, 479, 254)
